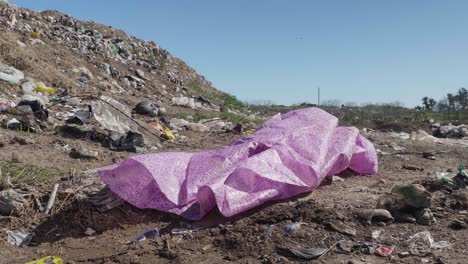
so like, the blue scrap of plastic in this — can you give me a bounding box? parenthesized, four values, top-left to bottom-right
(130, 228, 160, 242)
(284, 223, 302, 235)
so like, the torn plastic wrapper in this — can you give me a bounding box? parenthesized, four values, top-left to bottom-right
(6, 230, 33, 247)
(98, 108, 378, 220)
(0, 63, 24, 84)
(408, 231, 451, 256)
(92, 96, 160, 146)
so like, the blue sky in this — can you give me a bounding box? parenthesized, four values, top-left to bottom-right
(11, 0, 468, 107)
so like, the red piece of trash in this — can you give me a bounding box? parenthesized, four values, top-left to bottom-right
(375, 245, 395, 257)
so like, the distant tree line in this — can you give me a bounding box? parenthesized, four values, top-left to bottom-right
(418, 88, 468, 121)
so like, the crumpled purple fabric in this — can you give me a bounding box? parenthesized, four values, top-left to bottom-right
(97, 108, 378, 220)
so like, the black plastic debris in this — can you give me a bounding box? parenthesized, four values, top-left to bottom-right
(194, 95, 213, 106)
(17, 100, 48, 120)
(133, 100, 159, 116)
(107, 131, 144, 152)
(66, 110, 91, 125)
(56, 125, 103, 142)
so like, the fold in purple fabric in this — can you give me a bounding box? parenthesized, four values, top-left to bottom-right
(97, 108, 378, 220)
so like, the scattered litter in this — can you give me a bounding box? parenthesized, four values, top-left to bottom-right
(402, 165, 424, 171)
(129, 228, 160, 243)
(134, 100, 159, 116)
(398, 252, 411, 258)
(392, 132, 410, 140)
(422, 152, 436, 160)
(433, 124, 468, 139)
(437, 164, 468, 191)
(244, 129, 254, 135)
(26, 256, 63, 264)
(415, 208, 436, 225)
(327, 221, 356, 236)
(161, 127, 175, 140)
(107, 131, 144, 152)
(17, 99, 48, 121)
(30, 31, 40, 38)
(337, 241, 375, 255)
(411, 130, 439, 143)
(187, 122, 209, 132)
(375, 245, 394, 257)
(171, 228, 193, 239)
(169, 118, 190, 130)
(87, 186, 125, 212)
(371, 229, 383, 240)
(66, 110, 91, 125)
(284, 222, 303, 235)
(0, 189, 30, 215)
(10, 136, 35, 145)
(202, 244, 212, 251)
(171, 96, 197, 109)
(0, 99, 13, 112)
(390, 142, 405, 151)
(84, 228, 96, 236)
(34, 82, 55, 95)
(148, 121, 163, 131)
(70, 146, 99, 159)
(6, 118, 22, 130)
(44, 183, 59, 215)
(93, 96, 133, 133)
(93, 95, 160, 146)
(263, 225, 276, 237)
(135, 69, 147, 80)
(378, 184, 435, 225)
(6, 229, 33, 247)
(408, 231, 451, 257)
(79, 76, 88, 84)
(332, 175, 344, 182)
(276, 247, 327, 261)
(0, 63, 24, 84)
(448, 219, 467, 230)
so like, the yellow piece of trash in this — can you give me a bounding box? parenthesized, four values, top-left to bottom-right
(244, 129, 254, 135)
(202, 244, 212, 251)
(162, 127, 175, 140)
(26, 256, 63, 264)
(34, 82, 55, 95)
(31, 31, 41, 38)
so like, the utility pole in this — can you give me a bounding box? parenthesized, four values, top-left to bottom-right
(317, 86, 320, 106)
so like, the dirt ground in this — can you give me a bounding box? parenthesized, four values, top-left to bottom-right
(2, 3, 466, 263)
(1, 125, 467, 264)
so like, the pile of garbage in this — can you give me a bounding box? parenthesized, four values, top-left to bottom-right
(387, 129, 468, 147)
(0, 0, 221, 111)
(0, 1, 258, 155)
(431, 122, 468, 139)
(0, 61, 245, 155)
